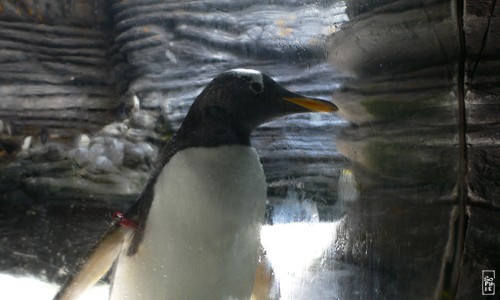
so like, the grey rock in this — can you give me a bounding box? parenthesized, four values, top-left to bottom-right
(67, 147, 90, 167)
(101, 122, 128, 136)
(129, 110, 157, 130)
(23, 143, 67, 163)
(88, 143, 106, 161)
(122, 140, 155, 169)
(87, 155, 119, 174)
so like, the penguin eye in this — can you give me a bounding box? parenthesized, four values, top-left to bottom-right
(249, 82, 263, 94)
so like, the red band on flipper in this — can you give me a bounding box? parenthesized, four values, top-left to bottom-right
(112, 211, 138, 229)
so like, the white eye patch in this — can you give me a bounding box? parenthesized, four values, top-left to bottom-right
(226, 68, 264, 93)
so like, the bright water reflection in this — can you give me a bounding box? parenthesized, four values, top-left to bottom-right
(0, 274, 108, 300)
(261, 222, 341, 299)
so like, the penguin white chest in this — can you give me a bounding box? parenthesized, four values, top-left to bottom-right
(111, 145, 267, 300)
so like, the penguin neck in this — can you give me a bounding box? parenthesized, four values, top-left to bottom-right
(175, 118, 252, 149)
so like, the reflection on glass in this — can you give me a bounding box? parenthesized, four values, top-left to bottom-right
(327, 0, 462, 299)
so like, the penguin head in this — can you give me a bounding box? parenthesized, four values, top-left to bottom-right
(177, 69, 338, 146)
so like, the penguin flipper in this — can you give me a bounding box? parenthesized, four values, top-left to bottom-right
(54, 226, 133, 300)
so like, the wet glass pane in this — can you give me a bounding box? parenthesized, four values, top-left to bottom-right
(0, 0, 498, 300)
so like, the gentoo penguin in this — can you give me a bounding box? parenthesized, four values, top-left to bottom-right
(55, 68, 338, 300)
